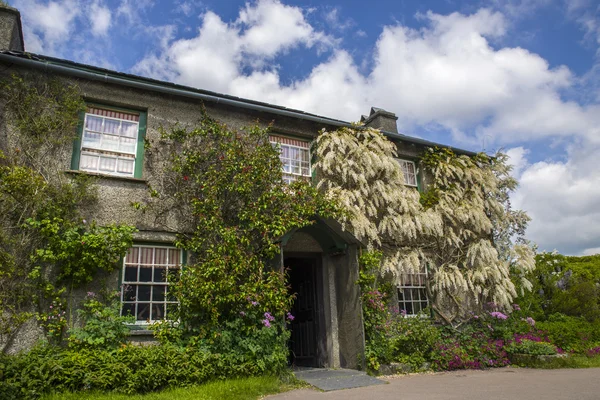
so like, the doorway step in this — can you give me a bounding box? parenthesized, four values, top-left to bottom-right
(293, 367, 386, 391)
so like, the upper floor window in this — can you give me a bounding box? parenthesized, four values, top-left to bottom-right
(396, 159, 417, 187)
(72, 106, 147, 178)
(120, 245, 182, 324)
(270, 135, 311, 184)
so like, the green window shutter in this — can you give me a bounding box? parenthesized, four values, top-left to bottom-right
(134, 111, 147, 179)
(70, 110, 85, 170)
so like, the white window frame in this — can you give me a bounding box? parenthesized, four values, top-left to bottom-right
(80, 111, 139, 177)
(120, 244, 182, 325)
(270, 140, 312, 184)
(398, 269, 429, 317)
(396, 158, 418, 187)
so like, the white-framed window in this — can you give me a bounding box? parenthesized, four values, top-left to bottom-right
(398, 268, 429, 316)
(396, 159, 418, 187)
(270, 136, 311, 184)
(120, 245, 182, 324)
(79, 107, 141, 177)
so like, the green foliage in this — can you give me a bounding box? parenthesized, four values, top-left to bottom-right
(514, 252, 600, 323)
(505, 339, 557, 355)
(0, 338, 290, 399)
(536, 314, 600, 353)
(0, 75, 136, 349)
(143, 112, 340, 332)
(358, 251, 439, 372)
(68, 291, 133, 349)
(28, 218, 135, 286)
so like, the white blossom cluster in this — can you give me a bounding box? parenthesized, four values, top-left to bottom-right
(314, 126, 535, 323)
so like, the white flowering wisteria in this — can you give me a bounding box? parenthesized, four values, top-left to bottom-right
(314, 127, 536, 323)
(313, 125, 442, 273)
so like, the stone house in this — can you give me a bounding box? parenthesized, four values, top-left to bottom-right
(0, 5, 473, 369)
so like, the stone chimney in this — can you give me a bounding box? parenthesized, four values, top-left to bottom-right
(360, 107, 398, 133)
(0, 4, 24, 52)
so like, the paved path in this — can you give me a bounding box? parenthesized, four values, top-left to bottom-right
(269, 368, 600, 400)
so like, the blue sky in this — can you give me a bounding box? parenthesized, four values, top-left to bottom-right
(7, 0, 600, 255)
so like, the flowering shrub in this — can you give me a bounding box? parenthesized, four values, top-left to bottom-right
(36, 298, 68, 343)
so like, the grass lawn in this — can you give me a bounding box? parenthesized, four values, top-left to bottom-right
(43, 376, 296, 400)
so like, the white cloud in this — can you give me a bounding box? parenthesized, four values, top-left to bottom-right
(133, 0, 336, 91)
(511, 142, 600, 255)
(505, 147, 530, 178)
(88, 1, 111, 37)
(14, 0, 80, 53)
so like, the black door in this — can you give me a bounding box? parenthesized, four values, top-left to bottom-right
(286, 257, 319, 367)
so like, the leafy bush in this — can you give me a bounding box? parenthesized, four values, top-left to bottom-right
(68, 291, 133, 349)
(505, 339, 557, 355)
(0, 329, 290, 400)
(536, 314, 600, 353)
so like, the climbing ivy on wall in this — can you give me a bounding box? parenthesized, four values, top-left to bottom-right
(140, 110, 341, 335)
(0, 74, 135, 350)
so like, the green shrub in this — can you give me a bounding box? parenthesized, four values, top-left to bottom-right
(68, 291, 133, 349)
(536, 314, 600, 353)
(505, 339, 557, 355)
(0, 325, 289, 400)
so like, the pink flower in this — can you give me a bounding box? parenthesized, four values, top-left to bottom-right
(262, 319, 271, 328)
(490, 311, 508, 320)
(264, 312, 275, 322)
(526, 317, 535, 326)
(286, 312, 295, 321)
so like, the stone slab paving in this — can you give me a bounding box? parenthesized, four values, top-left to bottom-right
(272, 367, 600, 400)
(293, 367, 386, 391)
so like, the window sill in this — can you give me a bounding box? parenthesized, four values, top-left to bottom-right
(127, 328, 153, 336)
(66, 170, 147, 184)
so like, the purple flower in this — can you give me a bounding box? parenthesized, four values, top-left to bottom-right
(286, 312, 295, 321)
(239, 311, 246, 317)
(262, 319, 271, 328)
(87, 291, 96, 298)
(251, 301, 259, 306)
(526, 317, 535, 326)
(490, 311, 508, 320)
(264, 312, 275, 322)
(512, 304, 521, 311)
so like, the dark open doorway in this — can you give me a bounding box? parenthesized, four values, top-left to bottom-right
(286, 255, 322, 367)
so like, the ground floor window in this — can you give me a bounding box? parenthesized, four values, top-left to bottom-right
(120, 245, 182, 323)
(398, 268, 429, 316)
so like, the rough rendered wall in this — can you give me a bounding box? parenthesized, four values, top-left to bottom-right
(333, 244, 365, 369)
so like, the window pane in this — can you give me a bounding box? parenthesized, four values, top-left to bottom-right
(137, 304, 150, 321)
(153, 266, 166, 283)
(155, 248, 168, 265)
(139, 266, 152, 282)
(140, 247, 153, 264)
(116, 158, 134, 175)
(80, 154, 99, 171)
(138, 285, 151, 301)
(99, 156, 116, 172)
(101, 134, 120, 152)
(152, 286, 166, 301)
(83, 131, 102, 148)
(124, 266, 137, 282)
(103, 119, 120, 135)
(121, 121, 138, 138)
(119, 137, 136, 154)
(169, 249, 181, 266)
(85, 115, 103, 132)
(122, 284, 136, 301)
(152, 304, 165, 321)
(121, 303, 135, 317)
(125, 247, 139, 264)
